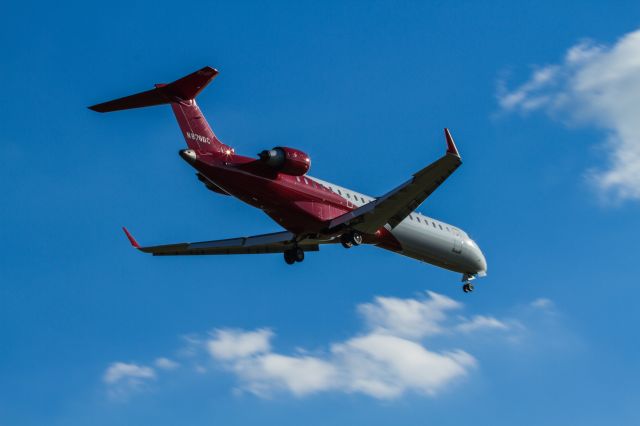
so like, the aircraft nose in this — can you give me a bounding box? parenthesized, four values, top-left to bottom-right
(466, 239, 487, 275)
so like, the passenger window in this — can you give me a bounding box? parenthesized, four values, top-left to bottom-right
(432, 222, 436, 228)
(439, 224, 443, 230)
(303, 178, 308, 185)
(338, 189, 342, 195)
(361, 196, 365, 203)
(446, 226, 450, 232)
(296, 176, 301, 182)
(346, 193, 351, 199)
(409, 214, 414, 220)
(416, 217, 421, 223)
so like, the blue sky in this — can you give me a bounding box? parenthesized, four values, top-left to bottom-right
(2, 1, 640, 424)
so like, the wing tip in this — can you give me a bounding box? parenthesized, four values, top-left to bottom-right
(122, 226, 141, 249)
(444, 128, 460, 157)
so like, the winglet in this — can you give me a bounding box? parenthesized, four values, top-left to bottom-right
(444, 128, 460, 157)
(122, 227, 141, 249)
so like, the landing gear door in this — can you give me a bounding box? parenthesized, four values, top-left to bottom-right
(452, 228, 463, 254)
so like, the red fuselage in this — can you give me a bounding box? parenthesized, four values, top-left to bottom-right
(182, 151, 401, 252)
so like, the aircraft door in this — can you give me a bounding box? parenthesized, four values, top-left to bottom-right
(452, 229, 463, 254)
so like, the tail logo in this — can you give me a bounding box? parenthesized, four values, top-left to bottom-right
(186, 131, 211, 145)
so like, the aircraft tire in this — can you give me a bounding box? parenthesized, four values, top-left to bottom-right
(350, 231, 363, 246)
(284, 250, 296, 265)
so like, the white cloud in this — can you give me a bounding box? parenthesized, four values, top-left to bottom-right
(357, 291, 461, 339)
(154, 357, 180, 370)
(456, 315, 509, 333)
(530, 298, 554, 310)
(207, 328, 474, 399)
(102, 292, 525, 401)
(103, 362, 156, 399)
(104, 362, 156, 384)
(497, 29, 640, 201)
(332, 333, 475, 398)
(204, 291, 509, 399)
(207, 328, 273, 360)
(230, 354, 338, 397)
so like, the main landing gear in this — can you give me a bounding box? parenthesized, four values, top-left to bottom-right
(341, 231, 363, 249)
(284, 247, 305, 265)
(462, 273, 475, 293)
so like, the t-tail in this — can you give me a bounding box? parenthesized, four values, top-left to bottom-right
(89, 66, 232, 156)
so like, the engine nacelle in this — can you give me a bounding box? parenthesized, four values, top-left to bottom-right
(258, 146, 311, 176)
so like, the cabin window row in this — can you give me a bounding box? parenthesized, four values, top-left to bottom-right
(408, 214, 450, 232)
(294, 177, 372, 204)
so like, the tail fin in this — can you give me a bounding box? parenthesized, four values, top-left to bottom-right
(89, 66, 231, 155)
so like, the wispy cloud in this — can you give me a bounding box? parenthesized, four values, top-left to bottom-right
(207, 328, 273, 360)
(456, 315, 509, 333)
(497, 29, 640, 202)
(102, 292, 559, 401)
(530, 297, 554, 310)
(103, 362, 156, 400)
(154, 357, 180, 370)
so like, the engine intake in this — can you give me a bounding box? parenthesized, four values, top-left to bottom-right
(258, 146, 310, 176)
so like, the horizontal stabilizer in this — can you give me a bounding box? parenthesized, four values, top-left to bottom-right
(89, 67, 218, 113)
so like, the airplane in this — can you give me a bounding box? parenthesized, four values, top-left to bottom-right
(89, 66, 487, 293)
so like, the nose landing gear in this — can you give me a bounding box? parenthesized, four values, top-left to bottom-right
(461, 273, 475, 293)
(284, 247, 305, 264)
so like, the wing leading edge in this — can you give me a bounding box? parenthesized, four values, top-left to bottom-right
(327, 128, 462, 234)
(122, 228, 337, 256)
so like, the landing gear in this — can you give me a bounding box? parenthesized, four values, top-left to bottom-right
(284, 247, 304, 265)
(284, 251, 295, 264)
(341, 231, 363, 249)
(461, 273, 476, 293)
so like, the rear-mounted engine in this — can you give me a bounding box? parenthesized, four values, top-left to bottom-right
(258, 147, 311, 176)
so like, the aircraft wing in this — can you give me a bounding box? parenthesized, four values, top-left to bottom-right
(122, 228, 335, 256)
(327, 129, 462, 235)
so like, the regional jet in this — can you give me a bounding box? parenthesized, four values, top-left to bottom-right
(89, 67, 487, 292)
